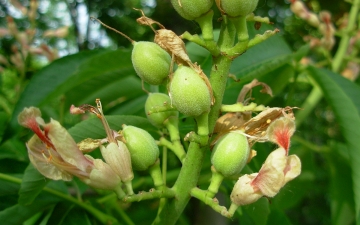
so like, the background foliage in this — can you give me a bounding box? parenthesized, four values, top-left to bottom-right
(0, 0, 359, 225)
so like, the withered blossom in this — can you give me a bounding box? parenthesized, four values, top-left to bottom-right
(231, 147, 301, 206)
(18, 107, 121, 190)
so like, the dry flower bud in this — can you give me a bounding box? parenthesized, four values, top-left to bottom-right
(100, 141, 134, 182)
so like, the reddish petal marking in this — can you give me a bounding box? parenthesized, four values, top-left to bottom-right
(26, 118, 55, 150)
(275, 128, 290, 154)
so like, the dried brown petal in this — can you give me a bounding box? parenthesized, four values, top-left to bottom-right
(77, 138, 103, 153)
(237, 79, 273, 103)
(242, 107, 294, 144)
(155, 29, 192, 66)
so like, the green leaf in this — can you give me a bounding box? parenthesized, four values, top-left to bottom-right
(0, 111, 8, 143)
(327, 142, 355, 225)
(266, 209, 292, 225)
(46, 202, 74, 225)
(239, 198, 270, 225)
(18, 164, 49, 205)
(66, 75, 142, 107)
(0, 193, 60, 225)
(224, 64, 294, 104)
(62, 208, 92, 225)
(308, 66, 360, 223)
(320, 69, 360, 114)
(0, 137, 28, 161)
(11, 49, 133, 129)
(68, 115, 155, 142)
(0, 174, 21, 196)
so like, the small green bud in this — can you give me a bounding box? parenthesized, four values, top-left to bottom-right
(211, 131, 250, 177)
(171, 0, 213, 20)
(132, 41, 171, 85)
(216, 0, 259, 17)
(122, 125, 160, 171)
(145, 93, 178, 128)
(170, 65, 211, 117)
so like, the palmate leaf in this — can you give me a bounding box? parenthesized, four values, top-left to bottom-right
(307, 66, 360, 224)
(10, 49, 133, 130)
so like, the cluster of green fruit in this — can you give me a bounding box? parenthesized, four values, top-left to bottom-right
(131, 0, 261, 184)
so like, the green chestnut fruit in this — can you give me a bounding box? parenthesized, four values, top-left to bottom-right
(122, 125, 159, 171)
(171, 0, 213, 20)
(217, 0, 259, 17)
(145, 93, 178, 128)
(169, 65, 211, 117)
(131, 41, 171, 85)
(211, 131, 250, 177)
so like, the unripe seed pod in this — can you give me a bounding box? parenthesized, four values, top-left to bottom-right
(132, 41, 171, 85)
(122, 125, 160, 171)
(145, 93, 178, 128)
(171, 0, 213, 20)
(216, 0, 259, 17)
(170, 65, 211, 117)
(211, 131, 250, 177)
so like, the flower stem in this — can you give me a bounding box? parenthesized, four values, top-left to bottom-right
(207, 166, 225, 198)
(190, 187, 231, 218)
(149, 159, 164, 189)
(122, 187, 175, 202)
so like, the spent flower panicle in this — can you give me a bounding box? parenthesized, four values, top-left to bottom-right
(18, 107, 121, 190)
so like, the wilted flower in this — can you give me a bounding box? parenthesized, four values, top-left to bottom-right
(230, 147, 301, 206)
(71, 99, 134, 194)
(18, 107, 122, 191)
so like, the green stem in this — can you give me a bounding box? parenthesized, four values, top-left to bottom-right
(292, 135, 330, 153)
(165, 117, 186, 162)
(153, 142, 206, 225)
(195, 112, 209, 136)
(158, 137, 185, 162)
(227, 202, 239, 217)
(207, 166, 225, 199)
(114, 183, 127, 199)
(0, 173, 120, 224)
(208, 56, 233, 131)
(190, 187, 230, 218)
(122, 187, 175, 202)
(149, 159, 164, 189)
(332, 0, 360, 73)
(194, 10, 214, 41)
(295, 84, 322, 127)
(123, 181, 134, 195)
(162, 145, 167, 185)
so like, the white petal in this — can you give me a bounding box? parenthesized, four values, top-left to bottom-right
(47, 119, 93, 171)
(230, 173, 263, 206)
